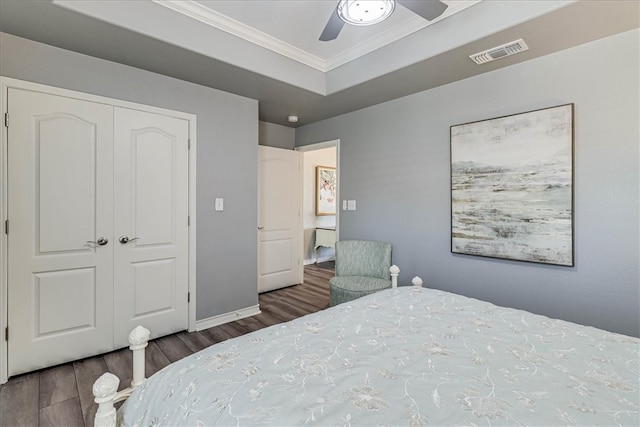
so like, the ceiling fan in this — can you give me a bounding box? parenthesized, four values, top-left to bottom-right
(320, 0, 449, 41)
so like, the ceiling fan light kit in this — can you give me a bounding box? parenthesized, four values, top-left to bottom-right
(337, 0, 396, 26)
(320, 0, 448, 41)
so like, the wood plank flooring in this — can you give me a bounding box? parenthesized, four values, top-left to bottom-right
(0, 263, 333, 427)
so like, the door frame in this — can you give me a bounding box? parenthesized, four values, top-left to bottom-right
(0, 77, 198, 383)
(295, 139, 341, 260)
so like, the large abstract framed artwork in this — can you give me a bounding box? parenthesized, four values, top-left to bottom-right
(450, 104, 574, 266)
(316, 166, 337, 216)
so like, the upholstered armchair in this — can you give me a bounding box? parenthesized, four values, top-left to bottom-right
(329, 240, 398, 306)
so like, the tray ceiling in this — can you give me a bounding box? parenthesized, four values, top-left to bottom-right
(0, 0, 638, 126)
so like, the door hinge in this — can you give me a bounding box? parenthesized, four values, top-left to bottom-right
(4, 219, 8, 234)
(4, 112, 8, 128)
(4, 327, 7, 341)
(187, 292, 191, 303)
(188, 215, 190, 226)
(188, 139, 191, 150)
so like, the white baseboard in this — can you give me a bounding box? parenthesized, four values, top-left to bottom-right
(195, 304, 261, 331)
(303, 256, 335, 266)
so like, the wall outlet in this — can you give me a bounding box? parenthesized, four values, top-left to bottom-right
(347, 200, 356, 210)
(215, 198, 224, 211)
(342, 200, 347, 211)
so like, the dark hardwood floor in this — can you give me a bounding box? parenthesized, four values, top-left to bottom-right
(0, 263, 333, 427)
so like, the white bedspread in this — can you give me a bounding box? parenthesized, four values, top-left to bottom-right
(119, 287, 639, 426)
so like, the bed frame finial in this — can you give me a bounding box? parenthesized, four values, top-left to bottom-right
(411, 276, 423, 287)
(128, 325, 150, 346)
(128, 325, 150, 388)
(390, 265, 400, 288)
(93, 372, 120, 427)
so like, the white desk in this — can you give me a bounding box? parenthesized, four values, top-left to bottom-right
(314, 227, 336, 263)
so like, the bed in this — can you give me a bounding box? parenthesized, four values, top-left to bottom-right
(93, 284, 639, 426)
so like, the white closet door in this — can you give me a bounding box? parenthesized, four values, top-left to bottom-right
(113, 107, 189, 347)
(7, 89, 115, 376)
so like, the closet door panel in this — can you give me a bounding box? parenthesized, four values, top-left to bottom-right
(113, 107, 189, 348)
(132, 127, 174, 245)
(38, 116, 97, 252)
(132, 259, 175, 315)
(7, 89, 115, 376)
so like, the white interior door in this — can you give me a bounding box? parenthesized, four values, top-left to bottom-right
(113, 107, 189, 347)
(7, 89, 115, 376)
(6, 87, 191, 376)
(258, 146, 303, 293)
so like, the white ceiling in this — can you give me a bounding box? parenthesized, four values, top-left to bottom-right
(1, 0, 638, 126)
(151, 0, 481, 71)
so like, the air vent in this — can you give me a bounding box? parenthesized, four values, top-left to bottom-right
(469, 39, 529, 65)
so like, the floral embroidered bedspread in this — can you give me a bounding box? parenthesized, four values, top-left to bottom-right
(119, 287, 639, 426)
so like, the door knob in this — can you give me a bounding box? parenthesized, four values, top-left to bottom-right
(87, 237, 109, 246)
(258, 227, 264, 230)
(119, 235, 140, 244)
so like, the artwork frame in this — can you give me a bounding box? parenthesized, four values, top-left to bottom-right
(316, 166, 337, 216)
(450, 104, 574, 266)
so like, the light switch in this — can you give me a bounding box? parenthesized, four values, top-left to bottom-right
(215, 198, 224, 211)
(342, 200, 347, 211)
(347, 200, 356, 211)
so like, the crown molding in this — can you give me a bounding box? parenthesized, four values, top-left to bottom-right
(153, 0, 481, 73)
(153, 0, 328, 71)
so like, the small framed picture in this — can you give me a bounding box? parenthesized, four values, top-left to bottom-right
(316, 166, 336, 216)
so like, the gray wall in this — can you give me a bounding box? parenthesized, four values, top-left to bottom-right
(0, 32, 259, 321)
(259, 121, 295, 149)
(296, 29, 640, 337)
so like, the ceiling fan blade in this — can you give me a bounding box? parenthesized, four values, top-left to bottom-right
(319, 9, 345, 41)
(397, 0, 448, 21)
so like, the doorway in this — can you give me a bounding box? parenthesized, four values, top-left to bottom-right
(296, 140, 340, 266)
